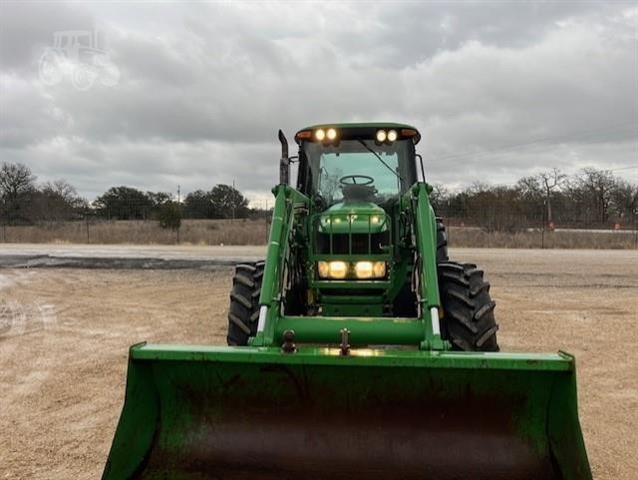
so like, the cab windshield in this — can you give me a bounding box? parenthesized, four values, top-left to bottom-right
(304, 139, 415, 205)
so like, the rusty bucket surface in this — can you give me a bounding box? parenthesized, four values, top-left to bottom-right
(103, 344, 592, 480)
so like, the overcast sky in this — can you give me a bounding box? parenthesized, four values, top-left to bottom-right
(1, 1, 637, 205)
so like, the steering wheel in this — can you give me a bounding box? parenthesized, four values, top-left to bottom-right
(339, 175, 374, 187)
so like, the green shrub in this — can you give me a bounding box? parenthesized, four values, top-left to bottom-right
(158, 202, 182, 230)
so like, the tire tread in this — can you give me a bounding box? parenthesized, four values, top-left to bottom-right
(227, 261, 264, 345)
(438, 261, 499, 352)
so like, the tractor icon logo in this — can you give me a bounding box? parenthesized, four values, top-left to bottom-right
(39, 30, 120, 91)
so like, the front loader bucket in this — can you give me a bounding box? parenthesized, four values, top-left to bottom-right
(103, 344, 591, 480)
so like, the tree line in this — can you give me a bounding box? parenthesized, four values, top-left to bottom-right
(1, 162, 636, 231)
(0, 162, 258, 227)
(431, 167, 637, 231)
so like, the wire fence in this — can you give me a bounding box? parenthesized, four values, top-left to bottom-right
(0, 218, 271, 246)
(1, 216, 636, 249)
(441, 222, 638, 249)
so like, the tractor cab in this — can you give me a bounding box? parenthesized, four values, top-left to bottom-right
(295, 123, 420, 208)
(289, 124, 424, 316)
(51, 30, 104, 59)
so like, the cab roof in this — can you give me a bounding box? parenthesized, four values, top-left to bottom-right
(295, 122, 421, 145)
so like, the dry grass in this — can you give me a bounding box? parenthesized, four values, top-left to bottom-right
(1, 219, 636, 249)
(447, 226, 637, 249)
(0, 219, 270, 245)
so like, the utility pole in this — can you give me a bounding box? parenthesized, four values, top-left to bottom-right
(541, 199, 546, 249)
(176, 184, 181, 245)
(446, 199, 451, 246)
(232, 179, 236, 221)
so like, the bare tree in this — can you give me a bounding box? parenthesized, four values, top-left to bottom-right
(516, 176, 542, 200)
(44, 180, 77, 202)
(577, 168, 616, 224)
(0, 162, 36, 197)
(0, 162, 37, 223)
(536, 168, 566, 225)
(609, 178, 637, 223)
(429, 184, 449, 213)
(29, 180, 87, 221)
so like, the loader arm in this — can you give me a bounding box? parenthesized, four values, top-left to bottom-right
(253, 181, 450, 351)
(250, 184, 309, 347)
(409, 182, 448, 350)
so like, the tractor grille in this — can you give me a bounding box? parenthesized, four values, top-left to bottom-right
(316, 232, 389, 255)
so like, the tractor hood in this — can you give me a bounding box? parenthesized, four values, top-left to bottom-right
(317, 202, 388, 235)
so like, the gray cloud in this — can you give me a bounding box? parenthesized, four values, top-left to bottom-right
(1, 0, 636, 204)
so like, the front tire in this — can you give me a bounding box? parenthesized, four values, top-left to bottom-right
(438, 261, 499, 351)
(226, 261, 264, 346)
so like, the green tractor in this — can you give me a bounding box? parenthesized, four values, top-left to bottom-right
(227, 124, 498, 352)
(103, 123, 592, 480)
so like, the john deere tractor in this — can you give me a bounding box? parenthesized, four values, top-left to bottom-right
(103, 123, 591, 480)
(227, 124, 498, 353)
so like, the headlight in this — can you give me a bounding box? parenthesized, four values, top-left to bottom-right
(354, 261, 374, 279)
(376, 129, 387, 142)
(326, 128, 337, 140)
(387, 129, 398, 142)
(317, 261, 348, 279)
(317, 261, 330, 278)
(315, 128, 325, 141)
(354, 261, 386, 279)
(372, 261, 386, 278)
(318, 261, 387, 279)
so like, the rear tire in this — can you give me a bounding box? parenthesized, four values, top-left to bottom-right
(226, 261, 264, 346)
(438, 261, 499, 351)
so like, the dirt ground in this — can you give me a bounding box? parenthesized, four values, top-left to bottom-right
(0, 248, 636, 479)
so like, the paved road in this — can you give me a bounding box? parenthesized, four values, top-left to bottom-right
(0, 244, 266, 269)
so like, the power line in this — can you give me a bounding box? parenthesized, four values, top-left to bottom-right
(430, 121, 638, 163)
(609, 165, 638, 172)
